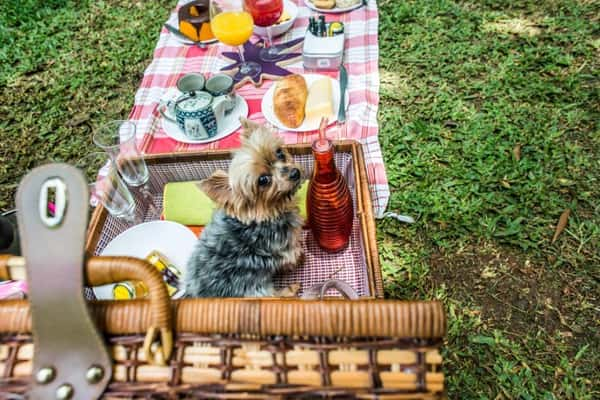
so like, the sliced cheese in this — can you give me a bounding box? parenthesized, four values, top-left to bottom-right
(305, 77, 333, 122)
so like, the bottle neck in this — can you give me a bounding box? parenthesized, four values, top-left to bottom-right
(312, 139, 338, 183)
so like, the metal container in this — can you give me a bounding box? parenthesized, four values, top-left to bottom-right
(303, 29, 345, 71)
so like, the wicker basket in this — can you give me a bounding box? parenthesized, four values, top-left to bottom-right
(86, 141, 384, 299)
(0, 267, 446, 399)
(0, 144, 447, 399)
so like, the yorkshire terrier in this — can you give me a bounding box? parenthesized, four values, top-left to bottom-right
(185, 118, 304, 297)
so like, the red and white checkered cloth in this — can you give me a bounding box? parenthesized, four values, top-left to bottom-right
(128, 0, 389, 215)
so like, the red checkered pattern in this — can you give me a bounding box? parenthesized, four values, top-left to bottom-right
(128, 0, 389, 216)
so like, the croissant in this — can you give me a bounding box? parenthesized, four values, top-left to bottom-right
(273, 74, 308, 128)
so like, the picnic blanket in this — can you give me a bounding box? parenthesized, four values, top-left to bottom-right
(128, 0, 389, 216)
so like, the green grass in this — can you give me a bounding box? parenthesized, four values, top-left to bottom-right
(378, 0, 599, 397)
(0, 0, 173, 205)
(1, 0, 599, 398)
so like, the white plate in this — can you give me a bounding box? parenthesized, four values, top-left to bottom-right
(261, 74, 348, 132)
(161, 91, 249, 144)
(93, 221, 198, 300)
(253, 0, 298, 38)
(303, 0, 363, 14)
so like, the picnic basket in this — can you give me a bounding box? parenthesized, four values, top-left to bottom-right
(0, 142, 447, 399)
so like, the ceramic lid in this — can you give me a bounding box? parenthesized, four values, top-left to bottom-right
(176, 92, 212, 111)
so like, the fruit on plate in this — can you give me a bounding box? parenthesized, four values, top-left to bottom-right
(178, 0, 214, 42)
(273, 74, 308, 128)
(311, 0, 336, 9)
(305, 77, 333, 122)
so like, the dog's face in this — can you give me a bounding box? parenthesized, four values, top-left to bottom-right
(200, 118, 303, 223)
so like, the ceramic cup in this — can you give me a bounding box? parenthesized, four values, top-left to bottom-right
(176, 73, 205, 95)
(205, 74, 235, 113)
(161, 91, 228, 140)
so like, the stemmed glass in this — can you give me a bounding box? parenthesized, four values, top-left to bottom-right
(244, 0, 284, 61)
(76, 152, 141, 225)
(93, 120, 159, 219)
(209, 0, 261, 80)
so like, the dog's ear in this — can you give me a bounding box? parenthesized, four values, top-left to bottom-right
(239, 117, 261, 140)
(199, 170, 231, 205)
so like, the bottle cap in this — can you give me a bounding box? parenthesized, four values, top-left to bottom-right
(314, 117, 332, 152)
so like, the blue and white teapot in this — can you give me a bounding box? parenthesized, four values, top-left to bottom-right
(161, 91, 228, 140)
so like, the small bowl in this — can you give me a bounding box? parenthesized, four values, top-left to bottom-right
(253, 0, 298, 38)
(177, 73, 205, 95)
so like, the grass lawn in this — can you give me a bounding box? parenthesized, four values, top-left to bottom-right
(1, 0, 598, 398)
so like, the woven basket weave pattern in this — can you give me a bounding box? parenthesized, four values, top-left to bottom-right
(1, 335, 443, 399)
(0, 143, 445, 398)
(1, 299, 446, 398)
(92, 152, 370, 298)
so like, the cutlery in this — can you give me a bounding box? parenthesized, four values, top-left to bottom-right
(164, 23, 207, 49)
(338, 64, 348, 124)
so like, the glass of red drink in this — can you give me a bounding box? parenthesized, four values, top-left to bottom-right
(244, 0, 285, 61)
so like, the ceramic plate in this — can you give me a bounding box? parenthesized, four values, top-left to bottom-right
(261, 74, 348, 132)
(160, 90, 249, 144)
(303, 0, 363, 14)
(92, 221, 198, 300)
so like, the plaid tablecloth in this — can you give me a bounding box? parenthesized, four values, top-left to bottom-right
(129, 0, 389, 216)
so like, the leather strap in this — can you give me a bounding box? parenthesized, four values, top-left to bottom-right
(16, 164, 111, 400)
(301, 279, 360, 300)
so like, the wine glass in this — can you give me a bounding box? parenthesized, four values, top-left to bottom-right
(76, 152, 141, 225)
(93, 120, 159, 218)
(210, 0, 261, 80)
(244, 0, 284, 61)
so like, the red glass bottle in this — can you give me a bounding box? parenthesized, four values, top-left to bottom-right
(307, 119, 353, 252)
(244, 0, 283, 27)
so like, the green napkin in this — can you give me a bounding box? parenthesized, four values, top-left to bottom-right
(163, 180, 309, 226)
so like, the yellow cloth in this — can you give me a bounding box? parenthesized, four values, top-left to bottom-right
(163, 180, 309, 225)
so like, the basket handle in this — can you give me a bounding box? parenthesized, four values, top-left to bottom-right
(86, 256, 173, 364)
(301, 279, 360, 300)
(0, 254, 173, 365)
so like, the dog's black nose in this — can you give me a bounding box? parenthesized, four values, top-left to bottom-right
(289, 168, 300, 181)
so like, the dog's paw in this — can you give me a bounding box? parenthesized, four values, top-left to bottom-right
(275, 283, 301, 297)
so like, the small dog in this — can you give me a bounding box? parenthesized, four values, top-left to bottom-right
(185, 118, 304, 297)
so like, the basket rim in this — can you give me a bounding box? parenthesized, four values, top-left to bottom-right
(85, 140, 383, 298)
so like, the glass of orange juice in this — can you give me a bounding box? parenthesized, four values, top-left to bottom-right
(210, 0, 261, 79)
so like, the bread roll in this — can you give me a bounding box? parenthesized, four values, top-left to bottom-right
(273, 74, 308, 128)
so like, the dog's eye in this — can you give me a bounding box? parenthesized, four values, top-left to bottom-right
(275, 148, 286, 161)
(258, 174, 272, 187)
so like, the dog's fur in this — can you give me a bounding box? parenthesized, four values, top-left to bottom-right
(185, 118, 304, 297)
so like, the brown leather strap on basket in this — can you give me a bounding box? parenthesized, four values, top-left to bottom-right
(16, 164, 112, 400)
(0, 255, 173, 365)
